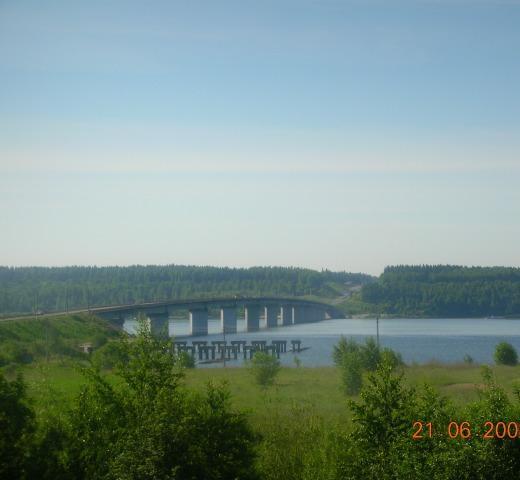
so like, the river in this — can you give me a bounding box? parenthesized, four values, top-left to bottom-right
(123, 317, 520, 367)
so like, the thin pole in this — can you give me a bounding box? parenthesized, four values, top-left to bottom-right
(223, 311, 227, 368)
(376, 315, 380, 348)
(45, 319, 49, 363)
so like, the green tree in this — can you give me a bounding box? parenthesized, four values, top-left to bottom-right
(494, 342, 518, 366)
(349, 361, 415, 447)
(333, 361, 520, 480)
(64, 320, 258, 479)
(249, 351, 281, 387)
(0, 373, 35, 479)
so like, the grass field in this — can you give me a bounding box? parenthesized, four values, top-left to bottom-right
(13, 360, 520, 429)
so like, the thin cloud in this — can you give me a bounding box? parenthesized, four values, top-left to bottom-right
(1, 149, 518, 175)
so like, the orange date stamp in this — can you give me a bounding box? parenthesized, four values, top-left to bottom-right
(412, 421, 520, 440)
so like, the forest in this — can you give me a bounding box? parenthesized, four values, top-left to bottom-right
(361, 265, 520, 317)
(4, 264, 520, 318)
(0, 265, 372, 315)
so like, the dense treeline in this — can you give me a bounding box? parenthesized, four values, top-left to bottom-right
(362, 265, 520, 317)
(0, 265, 372, 315)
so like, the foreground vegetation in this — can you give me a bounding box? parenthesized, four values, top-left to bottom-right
(15, 360, 520, 421)
(3, 313, 520, 478)
(4, 350, 520, 479)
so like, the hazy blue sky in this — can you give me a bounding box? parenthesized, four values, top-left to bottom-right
(1, 0, 519, 275)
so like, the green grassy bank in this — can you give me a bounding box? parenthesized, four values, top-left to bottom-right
(12, 361, 520, 429)
(0, 313, 119, 367)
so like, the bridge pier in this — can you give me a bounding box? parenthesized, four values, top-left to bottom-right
(264, 305, 279, 328)
(231, 340, 247, 352)
(245, 305, 262, 332)
(315, 307, 326, 322)
(148, 312, 169, 337)
(92, 297, 343, 337)
(189, 307, 208, 336)
(220, 306, 237, 334)
(281, 305, 293, 325)
(293, 305, 306, 324)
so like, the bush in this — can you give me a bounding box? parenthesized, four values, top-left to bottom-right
(494, 342, 518, 366)
(463, 353, 474, 364)
(0, 353, 8, 368)
(177, 350, 195, 368)
(257, 405, 336, 480)
(332, 336, 359, 367)
(91, 333, 108, 349)
(0, 373, 36, 478)
(360, 337, 380, 371)
(333, 338, 404, 396)
(249, 351, 280, 387)
(340, 352, 363, 395)
(2, 341, 34, 365)
(380, 348, 404, 369)
(91, 340, 129, 369)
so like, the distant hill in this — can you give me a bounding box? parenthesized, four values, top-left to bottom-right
(360, 265, 520, 317)
(0, 265, 374, 315)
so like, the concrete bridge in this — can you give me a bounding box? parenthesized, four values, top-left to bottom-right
(91, 297, 345, 336)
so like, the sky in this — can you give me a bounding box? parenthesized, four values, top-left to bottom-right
(1, 0, 519, 276)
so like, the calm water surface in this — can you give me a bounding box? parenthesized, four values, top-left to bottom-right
(124, 317, 520, 367)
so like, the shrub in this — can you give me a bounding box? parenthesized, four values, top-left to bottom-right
(0, 373, 35, 478)
(91, 340, 129, 370)
(3, 341, 34, 365)
(332, 336, 359, 367)
(360, 337, 380, 371)
(177, 350, 195, 368)
(463, 353, 474, 364)
(0, 353, 8, 368)
(257, 405, 336, 480)
(91, 333, 108, 349)
(494, 342, 518, 366)
(249, 351, 280, 387)
(340, 352, 363, 396)
(380, 347, 404, 369)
